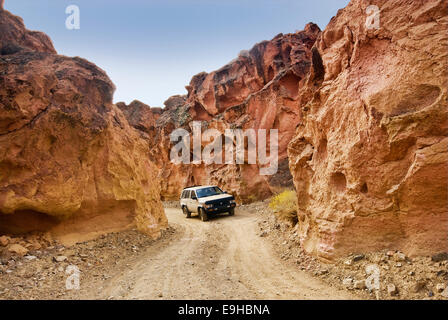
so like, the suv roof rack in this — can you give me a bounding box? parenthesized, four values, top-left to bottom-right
(183, 185, 200, 189)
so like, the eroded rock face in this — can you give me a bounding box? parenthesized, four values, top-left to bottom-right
(123, 24, 320, 202)
(0, 9, 55, 55)
(116, 100, 161, 137)
(288, 0, 448, 259)
(0, 9, 167, 243)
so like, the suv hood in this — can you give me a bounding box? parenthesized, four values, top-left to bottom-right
(199, 194, 234, 203)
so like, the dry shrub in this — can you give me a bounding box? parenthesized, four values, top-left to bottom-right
(269, 190, 298, 226)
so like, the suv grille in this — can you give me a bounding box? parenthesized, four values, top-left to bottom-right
(206, 198, 232, 208)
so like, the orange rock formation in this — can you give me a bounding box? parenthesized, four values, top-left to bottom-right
(0, 8, 167, 244)
(288, 0, 448, 259)
(121, 24, 321, 202)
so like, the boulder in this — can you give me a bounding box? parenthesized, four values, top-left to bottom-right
(8, 243, 28, 256)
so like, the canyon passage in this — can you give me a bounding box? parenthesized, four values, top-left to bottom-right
(0, 0, 447, 300)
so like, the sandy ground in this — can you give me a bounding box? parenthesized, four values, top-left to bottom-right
(0, 202, 448, 300)
(2, 204, 356, 300)
(2, 203, 444, 300)
(91, 207, 356, 300)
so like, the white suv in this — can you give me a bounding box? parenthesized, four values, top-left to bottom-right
(180, 186, 236, 221)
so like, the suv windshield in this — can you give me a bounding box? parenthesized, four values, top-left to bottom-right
(196, 187, 224, 198)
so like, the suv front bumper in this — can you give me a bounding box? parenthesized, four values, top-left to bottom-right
(204, 202, 236, 214)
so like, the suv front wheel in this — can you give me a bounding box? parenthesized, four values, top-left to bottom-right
(183, 206, 191, 218)
(199, 208, 208, 222)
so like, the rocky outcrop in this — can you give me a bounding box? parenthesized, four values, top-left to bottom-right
(0, 8, 167, 244)
(185, 24, 319, 121)
(0, 7, 55, 55)
(288, 0, 448, 259)
(124, 24, 321, 202)
(116, 100, 162, 137)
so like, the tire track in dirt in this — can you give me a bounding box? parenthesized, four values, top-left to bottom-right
(99, 208, 357, 300)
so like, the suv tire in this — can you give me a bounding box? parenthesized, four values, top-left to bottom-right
(183, 206, 191, 218)
(229, 208, 235, 216)
(199, 208, 208, 222)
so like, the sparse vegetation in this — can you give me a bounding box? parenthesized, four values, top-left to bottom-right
(269, 190, 298, 226)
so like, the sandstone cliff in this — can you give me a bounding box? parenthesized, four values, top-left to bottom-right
(121, 24, 321, 202)
(288, 0, 448, 259)
(0, 8, 167, 243)
(0, 3, 55, 55)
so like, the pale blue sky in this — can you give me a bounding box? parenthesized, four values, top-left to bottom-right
(5, 0, 350, 107)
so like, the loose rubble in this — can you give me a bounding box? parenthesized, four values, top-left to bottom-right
(251, 201, 448, 300)
(0, 228, 176, 300)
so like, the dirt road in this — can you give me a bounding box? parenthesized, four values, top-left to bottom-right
(2, 204, 443, 300)
(98, 207, 356, 300)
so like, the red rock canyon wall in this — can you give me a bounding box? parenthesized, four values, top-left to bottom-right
(288, 0, 448, 259)
(0, 8, 167, 244)
(121, 24, 321, 203)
